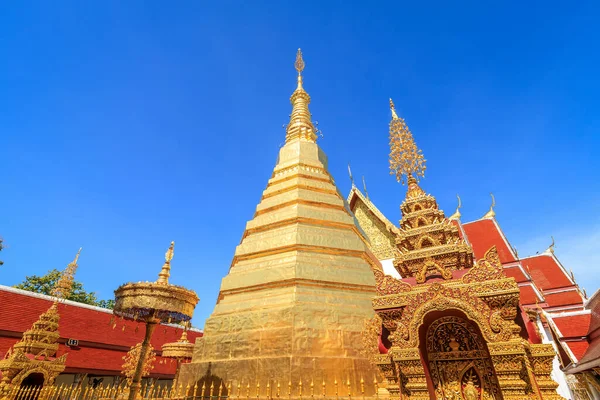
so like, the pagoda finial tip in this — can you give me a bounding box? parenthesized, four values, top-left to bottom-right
(157, 241, 175, 284)
(295, 48, 305, 74)
(389, 98, 399, 119)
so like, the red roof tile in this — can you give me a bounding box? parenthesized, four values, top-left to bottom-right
(521, 254, 573, 291)
(0, 287, 202, 375)
(545, 290, 584, 308)
(565, 341, 590, 362)
(504, 265, 528, 283)
(518, 285, 540, 305)
(552, 313, 591, 338)
(462, 219, 516, 264)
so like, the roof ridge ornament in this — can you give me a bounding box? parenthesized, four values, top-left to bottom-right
(482, 193, 496, 219)
(362, 176, 369, 201)
(449, 195, 462, 221)
(546, 236, 555, 254)
(348, 163, 355, 187)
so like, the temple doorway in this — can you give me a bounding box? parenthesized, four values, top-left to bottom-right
(422, 315, 502, 400)
(19, 373, 45, 400)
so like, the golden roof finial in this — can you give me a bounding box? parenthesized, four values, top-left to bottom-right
(547, 236, 555, 253)
(179, 330, 189, 343)
(157, 241, 175, 285)
(389, 98, 399, 120)
(482, 193, 496, 219)
(51, 247, 82, 300)
(449, 195, 462, 220)
(388, 103, 426, 185)
(285, 48, 316, 143)
(362, 176, 369, 201)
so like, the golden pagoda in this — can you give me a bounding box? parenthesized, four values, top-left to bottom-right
(0, 249, 81, 398)
(179, 50, 380, 394)
(367, 102, 564, 399)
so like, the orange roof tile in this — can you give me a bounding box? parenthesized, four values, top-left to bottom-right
(518, 285, 541, 305)
(462, 219, 516, 263)
(545, 290, 584, 308)
(565, 341, 590, 362)
(521, 254, 574, 291)
(551, 313, 591, 338)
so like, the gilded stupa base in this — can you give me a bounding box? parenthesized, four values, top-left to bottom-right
(179, 356, 378, 397)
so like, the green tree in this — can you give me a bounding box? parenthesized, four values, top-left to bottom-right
(14, 269, 114, 309)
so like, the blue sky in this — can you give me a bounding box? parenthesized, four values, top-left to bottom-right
(1, 2, 599, 327)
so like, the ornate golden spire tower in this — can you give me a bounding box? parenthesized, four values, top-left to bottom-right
(181, 50, 379, 394)
(387, 105, 472, 283)
(0, 250, 81, 395)
(368, 102, 564, 400)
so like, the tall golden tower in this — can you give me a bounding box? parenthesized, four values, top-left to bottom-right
(368, 102, 564, 400)
(180, 50, 380, 393)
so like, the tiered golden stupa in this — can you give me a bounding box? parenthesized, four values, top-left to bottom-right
(0, 250, 81, 397)
(179, 50, 380, 394)
(368, 102, 564, 399)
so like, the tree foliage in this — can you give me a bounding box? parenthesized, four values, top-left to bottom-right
(14, 269, 114, 309)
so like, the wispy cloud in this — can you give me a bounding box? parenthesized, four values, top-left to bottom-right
(516, 223, 600, 296)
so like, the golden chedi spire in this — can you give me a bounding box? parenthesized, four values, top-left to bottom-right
(157, 241, 175, 285)
(285, 49, 317, 143)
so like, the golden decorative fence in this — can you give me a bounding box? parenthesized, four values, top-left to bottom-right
(8, 378, 383, 400)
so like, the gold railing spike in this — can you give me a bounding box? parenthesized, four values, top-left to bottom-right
(334, 378, 339, 400)
(310, 379, 314, 399)
(360, 377, 364, 400)
(179, 382, 184, 397)
(287, 381, 291, 400)
(346, 378, 351, 399)
(236, 382, 241, 400)
(227, 382, 232, 400)
(373, 376, 379, 400)
(193, 382, 198, 399)
(219, 381, 225, 400)
(210, 381, 215, 399)
(246, 382, 250, 400)
(322, 380, 326, 399)
(185, 383, 191, 399)
(266, 382, 271, 400)
(298, 380, 303, 399)
(255, 381, 260, 399)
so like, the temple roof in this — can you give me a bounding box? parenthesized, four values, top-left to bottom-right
(0, 285, 202, 376)
(461, 218, 517, 264)
(347, 186, 399, 236)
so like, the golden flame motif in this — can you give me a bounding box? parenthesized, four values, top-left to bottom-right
(51, 248, 81, 300)
(388, 99, 426, 185)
